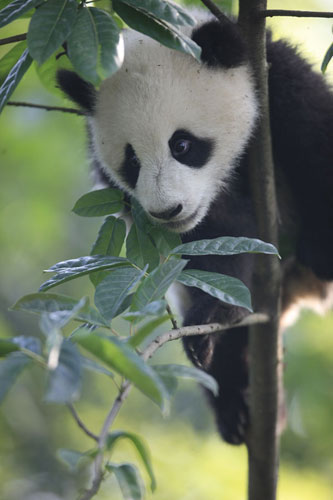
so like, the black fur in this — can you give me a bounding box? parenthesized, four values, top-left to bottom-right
(57, 69, 96, 113)
(169, 129, 214, 168)
(120, 144, 141, 189)
(267, 40, 333, 280)
(192, 19, 247, 68)
(180, 28, 333, 444)
(58, 18, 333, 445)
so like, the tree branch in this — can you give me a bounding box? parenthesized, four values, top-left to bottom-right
(78, 312, 269, 500)
(67, 403, 98, 442)
(199, 0, 233, 24)
(0, 33, 27, 46)
(238, 2, 281, 500)
(7, 101, 84, 115)
(143, 313, 269, 361)
(261, 9, 333, 18)
(78, 382, 132, 500)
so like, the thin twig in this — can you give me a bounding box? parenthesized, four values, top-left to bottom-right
(199, 0, 233, 23)
(79, 382, 132, 500)
(166, 303, 178, 330)
(261, 9, 333, 18)
(0, 33, 27, 46)
(143, 313, 269, 361)
(7, 101, 84, 115)
(67, 403, 99, 442)
(77, 312, 269, 500)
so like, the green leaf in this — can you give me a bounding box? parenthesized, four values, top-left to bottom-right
(35, 47, 74, 97)
(0, 0, 40, 28)
(0, 339, 19, 357)
(126, 224, 160, 271)
(0, 353, 31, 403)
(57, 448, 95, 471)
(321, 42, 333, 73)
(45, 340, 82, 403)
(149, 226, 181, 257)
(12, 292, 108, 326)
(75, 332, 167, 410)
(27, 0, 77, 65)
(123, 300, 166, 322)
(0, 336, 41, 359)
(39, 255, 128, 291)
(153, 364, 218, 396)
(0, 49, 32, 113)
(177, 269, 252, 311)
(131, 198, 156, 234)
(91, 216, 126, 256)
(113, 0, 201, 61)
(90, 7, 124, 79)
(106, 431, 156, 491)
(130, 198, 182, 257)
(90, 216, 126, 286)
(13, 335, 42, 353)
(105, 463, 143, 500)
(127, 315, 170, 348)
(151, 366, 177, 396)
(131, 258, 187, 311)
(73, 188, 124, 217)
(81, 355, 114, 378)
(39, 297, 89, 332)
(94, 266, 146, 321)
(171, 236, 280, 258)
(0, 41, 27, 86)
(67, 6, 123, 85)
(117, 0, 195, 27)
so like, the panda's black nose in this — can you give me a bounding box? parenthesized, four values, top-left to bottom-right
(149, 204, 183, 221)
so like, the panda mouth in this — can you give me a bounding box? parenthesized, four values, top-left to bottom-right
(162, 208, 200, 232)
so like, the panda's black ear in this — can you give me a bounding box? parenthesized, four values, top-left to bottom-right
(57, 69, 96, 113)
(192, 19, 247, 68)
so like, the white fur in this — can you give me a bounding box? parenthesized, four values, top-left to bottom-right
(89, 18, 258, 232)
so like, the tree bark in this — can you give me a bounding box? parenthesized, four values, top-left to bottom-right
(238, 3, 282, 500)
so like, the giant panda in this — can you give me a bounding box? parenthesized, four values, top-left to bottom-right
(57, 10, 333, 445)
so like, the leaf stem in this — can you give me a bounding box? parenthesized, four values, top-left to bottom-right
(0, 33, 27, 46)
(7, 101, 84, 115)
(166, 303, 178, 330)
(78, 311, 269, 499)
(20, 348, 48, 368)
(78, 382, 132, 500)
(67, 403, 99, 442)
(261, 9, 333, 18)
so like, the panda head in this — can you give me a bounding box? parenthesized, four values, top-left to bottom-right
(58, 16, 258, 233)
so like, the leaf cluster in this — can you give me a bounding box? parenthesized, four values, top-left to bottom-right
(1, 186, 279, 499)
(0, 0, 200, 112)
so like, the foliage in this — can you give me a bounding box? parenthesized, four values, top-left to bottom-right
(0, 0, 200, 112)
(1, 0, 331, 498)
(0, 186, 278, 499)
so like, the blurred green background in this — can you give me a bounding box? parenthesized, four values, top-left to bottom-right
(0, 1, 333, 499)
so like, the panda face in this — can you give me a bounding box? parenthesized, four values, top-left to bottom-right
(89, 29, 258, 233)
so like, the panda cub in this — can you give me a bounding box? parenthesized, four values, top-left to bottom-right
(58, 12, 333, 444)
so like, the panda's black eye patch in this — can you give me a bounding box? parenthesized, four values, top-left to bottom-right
(120, 144, 141, 189)
(169, 129, 214, 168)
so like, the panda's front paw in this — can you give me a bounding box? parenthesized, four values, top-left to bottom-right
(214, 390, 249, 444)
(183, 334, 216, 370)
(207, 326, 250, 444)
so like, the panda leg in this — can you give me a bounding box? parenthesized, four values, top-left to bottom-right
(183, 325, 249, 445)
(182, 290, 250, 444)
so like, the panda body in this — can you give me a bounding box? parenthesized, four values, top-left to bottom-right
(58, 11, 333, 444)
